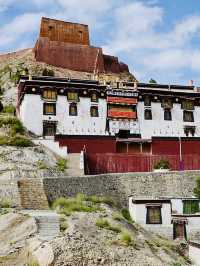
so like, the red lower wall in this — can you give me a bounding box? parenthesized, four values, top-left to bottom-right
(55, 135, 116, 153)
(152, 138, 200, 155)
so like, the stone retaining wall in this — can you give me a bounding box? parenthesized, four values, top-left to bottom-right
(43, 171, 200, 207)
(0, 180, 21, 207)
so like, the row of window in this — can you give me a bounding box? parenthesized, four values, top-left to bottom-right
(43, 90, 98, 102)
(144, 109, 194, 122)
(144, 96, 195, 110)
(43, 103, 99, 117)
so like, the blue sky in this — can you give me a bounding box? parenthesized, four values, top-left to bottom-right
(1, 0, 200, 85)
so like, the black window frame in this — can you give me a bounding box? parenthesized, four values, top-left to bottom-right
(90, 106, 99, 117)
(43, 122, 56, 136)
(164, 109, 172, 121)
(43, 103, 56, 116)
(69, 103, 78, 116)
(144, 109, 152, 120)
(91, 92, 98, 102)
(146, 206, 162, 224)
(183, 110, 194, 122)
(67, 91, 79, 102)
(144, 96, 151, 107)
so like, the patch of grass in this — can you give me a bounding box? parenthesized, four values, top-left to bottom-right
(119, 231, 133, 246)
(52, 195, 102, 216)
(0, 136, 33, 147)
(37, 160, 48, 169)
(59, 215, 68, 232)
(42, 68, 55, 76)
(96, 218, 121, 233)
(172, 262, 182, 266)
(27, 260, 39, 266)
(112, 212, 124, 221)
(86, 195, 115, 206)
(0, 199, 11, 208)
(2, 104, 15, 114)
(0, 116, 24, 135)
(56, 158, 67, 171)
(121, 208, 133, 223)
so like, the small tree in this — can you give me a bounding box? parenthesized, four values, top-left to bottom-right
(149, 78, 157, 84)
(194, 176, 200, 199)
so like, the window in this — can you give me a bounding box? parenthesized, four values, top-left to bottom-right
(144, 109, 152, 120)
(67, 92, 79, 102)
(183, 111, 194, 122)
(162, 98, 173, 109)
(164, 109, 172, 121)
(90, 106, 99, 117)
(91, 92, 98, 102)
(43, 103, 56, 115)
(43, 122, 56, 136)
(183, 200, 199, 214)
(173, 222, 187, 240)
(43, 89, 57, 100)
(181, 100, 194, 110)
(144, 96, 151, 106)
(69, 103, 77, 116)
(146, 206, 162, 224)
(184, 126, 195, 137)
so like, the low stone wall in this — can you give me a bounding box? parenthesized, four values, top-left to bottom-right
(0, 180, 21, 207)
(43, 170, 200, 207)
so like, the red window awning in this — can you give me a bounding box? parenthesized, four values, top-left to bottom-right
(107, 97, 137, 105)
(108, 109, 137, 119)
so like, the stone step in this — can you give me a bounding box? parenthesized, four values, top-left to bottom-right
(21, 210, 60, 241)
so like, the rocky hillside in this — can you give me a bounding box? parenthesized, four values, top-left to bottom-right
(0, 195, 191, 266)
(0, 48, 135, 105)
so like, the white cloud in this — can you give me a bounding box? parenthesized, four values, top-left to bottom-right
(0, 0, 15, 12)
(0, 12, 43, 47)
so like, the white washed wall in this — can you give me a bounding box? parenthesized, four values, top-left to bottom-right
(20, 94, 43, 135)
(19, 94, 107, 136)
(137, 102, 200, 139)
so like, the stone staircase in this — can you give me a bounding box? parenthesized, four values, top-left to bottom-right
(67, 153, 84, 176)
(21, 210, 60, 241)
(18, 179, 49, 210)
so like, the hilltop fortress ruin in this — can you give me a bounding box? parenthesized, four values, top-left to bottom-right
(34, 17, 129, 74)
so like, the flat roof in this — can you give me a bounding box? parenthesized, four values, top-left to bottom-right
(130, 198, 171, 204)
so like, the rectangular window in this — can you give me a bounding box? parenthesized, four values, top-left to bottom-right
(91, 92, 98, 102)
(164, 109, 172, 121)
(162, 98, 173, 109)
(144, 96, 151, 106)
(43, 122, 56, 136)
(144, 109, 152, 120)
(69, 103, 77, 116)
(146, 206, 162, 224)
(183, 200, 199, 214)
(90, 106, 99, 117)
(43, 89, 57, 100)
(43, 103, 56, 115)
(183, 111, 194, 122)
(67, 92, 79, 102)
(181, 100, 194, 110)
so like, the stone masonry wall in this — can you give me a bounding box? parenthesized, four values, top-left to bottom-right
(43, 171, 200, 207)
(0, 180, 21, 207)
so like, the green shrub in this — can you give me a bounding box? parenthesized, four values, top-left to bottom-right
(0, 199, 11, 208)
(42, 68, 55, 76)
(56, 158, 67, 171)
(2, 105, 15, 114)
(86, 195, 115, 206)
(96, 218, 121, 233)
(52, 195, 101, 215)
(0, 116, 24, 134)
(37, 160, 48, 169)
(0, 136, 33, 147)
(112, 212, 124, 221)
(154, 159, 170, 169)
(119, 231, 133, 246)
(121, 208, 133, 223)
